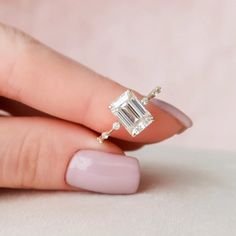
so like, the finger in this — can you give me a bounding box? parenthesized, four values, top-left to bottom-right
(0, 96, 49, 117)
(0, 97, 145, 151)
(0, 23, 192, 143)
(0, 116, 140, 194)
(110, 137, 145, 151)
(0, 97, 144, 151)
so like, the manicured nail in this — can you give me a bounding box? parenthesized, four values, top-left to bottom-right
(66, 150, 140, 194)
(151, 98, 193, 133)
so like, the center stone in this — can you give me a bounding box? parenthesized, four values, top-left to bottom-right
(109, 90, 154, 136)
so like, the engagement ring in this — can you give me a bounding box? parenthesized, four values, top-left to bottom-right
(97, 86, 161, 143)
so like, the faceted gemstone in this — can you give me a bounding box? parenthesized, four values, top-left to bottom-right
(141, 97, 149, 105)
(152, 86, 161, 96)
(109, 90, 154, 136)
(112, 122, 121, 130)
(101, 132, 109, 139)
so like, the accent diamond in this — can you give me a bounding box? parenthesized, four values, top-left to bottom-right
(112, 122, 120, 130)
(101, 132, 109, 139)
(141, 97, 149, 105)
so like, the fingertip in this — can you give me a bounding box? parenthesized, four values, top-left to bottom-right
(66, 150, 140, 194)
(105, 92, 192, 144)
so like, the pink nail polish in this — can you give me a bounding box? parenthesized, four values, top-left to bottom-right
(66, 150, 140, 194)
(151, 98, 193, 131)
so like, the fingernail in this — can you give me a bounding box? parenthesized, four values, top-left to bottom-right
(151, 98, 193, 133)
(66, 150, 140, 194)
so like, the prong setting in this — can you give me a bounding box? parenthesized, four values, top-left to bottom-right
(97, 122, 121, 143)
(97, 86, 161, 143)
(141, 86, 162, 105)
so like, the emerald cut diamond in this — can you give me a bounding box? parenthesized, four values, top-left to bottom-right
(109, 90, 154, 136)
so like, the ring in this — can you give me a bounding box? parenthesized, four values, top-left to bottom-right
(97, 86, 162, 143)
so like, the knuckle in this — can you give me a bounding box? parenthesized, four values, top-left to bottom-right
(0, 127, 41, 188)
(15, 129, 41, 188)
(0, 118, 57, 189)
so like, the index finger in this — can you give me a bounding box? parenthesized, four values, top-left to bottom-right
(0, 23, 192, 143)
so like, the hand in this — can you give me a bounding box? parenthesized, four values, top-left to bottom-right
(0, 23, 192, 194)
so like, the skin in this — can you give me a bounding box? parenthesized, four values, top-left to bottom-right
(0, 23, 186, 190)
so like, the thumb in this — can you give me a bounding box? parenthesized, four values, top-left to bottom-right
(0, 117, 140, 194)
